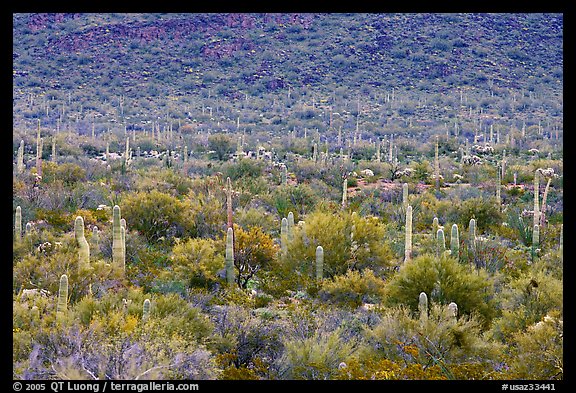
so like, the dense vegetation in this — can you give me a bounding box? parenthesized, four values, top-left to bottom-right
(13, 13, 562, 381)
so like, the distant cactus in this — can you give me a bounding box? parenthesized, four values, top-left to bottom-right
(432, 217, 439, 236)
(14, 206, 22, 242)
(74, 216, 90, 272)
(112, 205, 125, 274)
(418, 291, 428, 322)
(316, 245, 324, 280)
(142, 298, 151, 322)
(225, 227, 235, 286)
(57, 274, 68, 315)
(25, 222, 32, 236)
(404, 205, 413, 263)
(16, 140, 24, 173)
(313, 142, 318, 162)
(450, 224, 459, 258)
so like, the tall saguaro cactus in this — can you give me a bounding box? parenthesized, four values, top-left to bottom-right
(450, 224, 459, 258)
(532, 224, 540, 263)
(112, 205, 125, 275)
(436, 228, 446, 257)
(316, 245, 324, 280)
(225, 227, 235, 286)
(540, 177, 552, 229)
(434, 135, 440, 190)
(226, 177, 234, 230)
(533, 170, 540, 228)
(496, 165, 502, 211)
(469, 218, 477, 266)
(342, 177, 348, 208)
(57, 274, 68, 315)
(75, 216, 90, 272)
(402, 183, 409, 208)
(36, 137, 43, 177)
(287, 211, 295, 243)
(14, 206, 22, 242)
(404, 205, 413, 263)
(280, 217, 288, 257)
(16, 140, 24, 173)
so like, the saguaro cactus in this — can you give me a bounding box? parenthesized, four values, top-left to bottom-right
(540, 177, 552, 228)
(469, 218, 477, 264)
(16, 140, 24, 173)
(225, 227, 235, 286)
(404, 205, 413, 263)
(418, 292, 428, 322)
(316, 245, 324, 280)
(14, 206, 22, 242)
(450, 224, 459, 258)
(75, 216, 90, 272)
(51, 137, 56, 163)
(436, 228, 446, 257)
(432, 217, 439, 236)
(92, 226, 99, 255)
(281, 164, 288, 185)
(532, 224, 540, 262)
(280, 217, 288, 257)
(142, 298, 151, 322)
(559, 224, 563, 253)
(447, 302, 458, 320)
(533, 170, 540, 228)
(57, 274, 68, 315)
(434, 136, 440, 190)
(36, 137, 43, 177)
(287, 211, 295, 243)
(402, 183, 409, 208)
(226, 177, 234, 229)
(112, 205, 125, 274)
(342, 177, 348, 208)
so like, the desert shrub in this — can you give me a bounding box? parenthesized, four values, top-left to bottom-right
(162, 237, 225, 290)
(383, 254, 497, 327)
(318, 269, 386, 307)
(504, 313, 563, 380)
(361, 304, 504, 379)
(275, 328, 357, 380)
(489, 268, 563, 342)
(121, 189, 193, 243)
